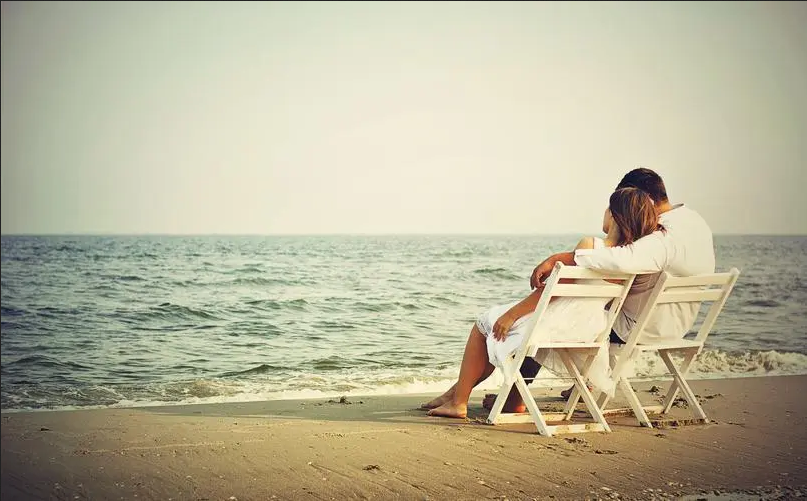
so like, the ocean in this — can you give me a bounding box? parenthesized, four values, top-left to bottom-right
(1, 234, 806, 412)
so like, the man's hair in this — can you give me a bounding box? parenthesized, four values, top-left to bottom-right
(616, 168, 668, 203)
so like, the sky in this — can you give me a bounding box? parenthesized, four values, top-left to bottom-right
(1, 1, 805, 235)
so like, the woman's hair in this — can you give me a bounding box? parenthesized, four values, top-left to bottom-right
(609, 187, 664, 246)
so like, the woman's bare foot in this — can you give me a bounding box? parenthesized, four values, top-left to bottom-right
(482, 393, 527, 413)
(419, 393, 451, 410)
(427, 401, 468, 419)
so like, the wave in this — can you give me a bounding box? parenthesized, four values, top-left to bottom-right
(0, 368, 465, 412)
(229, 277, 295, 286)
(132, 252, 159, 259)
(0, 306, 26, 317)
(140, 303, 224, 322)
(744, 299, 781, 308)
(311, 356, 351, 371)
(429, 295, 461, 306)
(4, 348, 806, 413)
(434, 249, 475, 258)
(54, 245, 83, 253)
(619, 349, 807, 380)
(474, 267, 507, 274)
(473, 267, 520, 280)
(112, 275, 146, 282)
(2, 355, 92, 372)
(219, 363, 286, 377)
(353, 301, 423, 312)
(353, 301, 385, 312)
(34, 306, 86, 317)
(223, 265, 264, 275)
(690, 349, 807, 375)
(1, 254, 38, 263)
(244, 298, 309, 311)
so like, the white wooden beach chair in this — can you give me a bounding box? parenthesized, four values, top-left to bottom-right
(485, 262, 636, 437)
(564, 268, 741, 428)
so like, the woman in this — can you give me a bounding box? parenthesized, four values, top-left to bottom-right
(422, 187, 663, 419)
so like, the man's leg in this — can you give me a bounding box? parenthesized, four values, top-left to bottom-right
(483, 357, 541, 412)
(560, 330, 626, 399)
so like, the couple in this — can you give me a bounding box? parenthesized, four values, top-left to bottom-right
(422, 168, 715, 419)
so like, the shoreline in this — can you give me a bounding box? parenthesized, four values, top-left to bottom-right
(3, 372, 806, 416)
(2, 375, 806, 500)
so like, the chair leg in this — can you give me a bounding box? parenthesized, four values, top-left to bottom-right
(487, 358, 521, 424)
(563, 387, 580, 420)
(660, 380, 680, 414)
(514, 373, 552, 436)
(563, 352, 597, 420)
(659, 351, 707, 421)
(617, 377, 653, 428)
(486, 379, 514, 425)
(558, 350, 611, 433)
(597, 349, 632, 412)
(660, 349, 697, 414)
(596, 391, 611, 411)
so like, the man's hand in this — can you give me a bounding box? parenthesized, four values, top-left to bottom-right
(529, 258, 556, 290)
(530, 251, 578, 289)
(492, 311, 519, 341)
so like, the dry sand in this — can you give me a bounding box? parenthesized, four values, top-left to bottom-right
(2, 376, 806, 500)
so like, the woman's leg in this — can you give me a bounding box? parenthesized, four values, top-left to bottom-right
(427, 324, 493, 418)
(421, 367, 496, 409)
(421, 324, 496, 409)
(420, 386, 456, 410)
(423, 287, 549, 415)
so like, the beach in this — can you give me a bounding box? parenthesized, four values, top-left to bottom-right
(3, 1, 807, 499)
(2, 375, 805, 501)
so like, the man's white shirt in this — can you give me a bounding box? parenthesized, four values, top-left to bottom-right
(574, 204, 716, 343)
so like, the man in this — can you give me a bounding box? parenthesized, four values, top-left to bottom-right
(485, 167, 715, 411)
(533, 167, 715, 343)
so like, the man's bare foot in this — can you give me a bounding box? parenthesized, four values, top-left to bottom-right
(561, 384, 592, 399)
(481, 393, 527, 414)
(482, 393, 496, 410)
(427, 401, 468, 419)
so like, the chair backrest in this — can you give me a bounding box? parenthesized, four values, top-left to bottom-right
(620, 268, 741, 353)
(516, 262, 636, 359)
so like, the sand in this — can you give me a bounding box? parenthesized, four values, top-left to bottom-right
(2, 376, 806, 501)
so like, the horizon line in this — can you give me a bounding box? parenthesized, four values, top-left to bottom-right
(2, 232, 806, 237)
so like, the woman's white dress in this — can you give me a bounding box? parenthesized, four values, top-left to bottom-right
(477, 237, 615, 396)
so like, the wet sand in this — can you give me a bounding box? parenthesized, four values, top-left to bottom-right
(2, 376, 806, 500)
